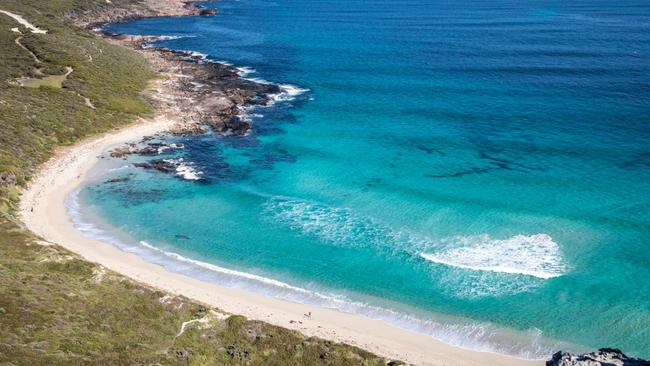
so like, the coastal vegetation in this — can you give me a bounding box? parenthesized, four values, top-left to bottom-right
(0, 0, 396, 364)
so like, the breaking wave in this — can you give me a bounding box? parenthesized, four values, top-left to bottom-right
(420, 234, 566, 279)
(263, 197, 567, 282)
(161, 158, 203, 181)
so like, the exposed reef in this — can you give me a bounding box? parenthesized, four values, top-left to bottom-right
(110, 140, 183, 158)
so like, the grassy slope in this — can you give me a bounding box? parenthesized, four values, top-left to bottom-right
(0, 1, 397, 365)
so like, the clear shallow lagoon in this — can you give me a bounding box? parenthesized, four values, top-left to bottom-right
(81, 0, 650, 358)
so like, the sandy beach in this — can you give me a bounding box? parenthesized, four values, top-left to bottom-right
(17, 94, 544, 366)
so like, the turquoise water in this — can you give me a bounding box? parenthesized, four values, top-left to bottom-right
(81, 0, 650, 358)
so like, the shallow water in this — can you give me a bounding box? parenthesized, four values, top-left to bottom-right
(82, 0, 650, 358)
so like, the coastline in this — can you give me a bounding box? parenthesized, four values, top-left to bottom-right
(15, 2, 546, 365)
(19, 117, 544, 366)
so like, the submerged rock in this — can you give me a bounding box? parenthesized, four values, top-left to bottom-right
(134, 160, 178, 174)
(105, 176, 130, 184)
(199, 7, 217, 16)
(547, 349, 650, 366)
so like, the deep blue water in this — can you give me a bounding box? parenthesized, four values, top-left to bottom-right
(80, 0, 650, 358)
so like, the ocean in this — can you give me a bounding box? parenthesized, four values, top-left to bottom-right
(76, 0, 650, 358)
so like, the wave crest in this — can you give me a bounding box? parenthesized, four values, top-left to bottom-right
(264, 197, 566, 282)
(420, 234, 566, 279)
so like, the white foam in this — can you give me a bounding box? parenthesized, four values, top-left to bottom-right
(420, 234, 565, 279)
(244, 76, 273, 85)
(155, 35, 195, 41)
(138, 241, 316, 295)
(264, 196, 566, 289)
(107, 165, 130, 172)
(129, 42, 308, 106)
(236, 66, 255, 77)
(214, 60, 233, 66)
(266, 84, 310, 105)
(265, 198, 370, 247)
(189, 51, 208, 59)
(164, 158, 202, 181)
(174, 49, 209, 60)
(280, 84, 310, 97)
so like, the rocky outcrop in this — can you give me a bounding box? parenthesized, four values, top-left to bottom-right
(199, 8, 217, 16)
(73, 0, 209, 28)
(77, 0, 279, 138)
(547, 349, 650, 366)
(109, 141, 183, 158)
(99, 42, 281, 137)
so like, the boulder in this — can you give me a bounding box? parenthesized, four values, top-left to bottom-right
(547, 349, 650, 366)
(199, 8, 217, 16)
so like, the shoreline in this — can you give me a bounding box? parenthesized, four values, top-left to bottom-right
(20, 116, 544, 366)
(17, 2, 545, 365)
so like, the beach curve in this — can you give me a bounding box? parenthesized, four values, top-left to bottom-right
(17, 79, 543, 366)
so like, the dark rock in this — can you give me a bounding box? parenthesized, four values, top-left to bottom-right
(199, 7, 217, 16)
(170, 124, 209, 136)
(0, 172, 17, 186)
(134, 160, 178, 174)
(105, 177, 130, 184)
(110, 142, 180, 158)
(226, 345, 250, 360)
(100, 30, 301, 139)
(547, 349, 650, 366)
(176, 349, 189, 359)
(134, 145, 160, 156)
(224, 116, 251, 135)
(109, 147, 131, 158)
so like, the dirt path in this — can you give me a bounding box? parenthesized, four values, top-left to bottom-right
(0, 9, 47, 34)
(14, 34, 42, 63)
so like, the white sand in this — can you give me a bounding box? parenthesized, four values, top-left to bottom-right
(0, 10, 48, 34)
(19, 114, 545, 366)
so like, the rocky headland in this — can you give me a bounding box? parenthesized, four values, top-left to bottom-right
(105, 35, 281, 137)
(72, 0, 213, 28)
(84, 1, 293, 179)
(74, 0, 285, 140)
